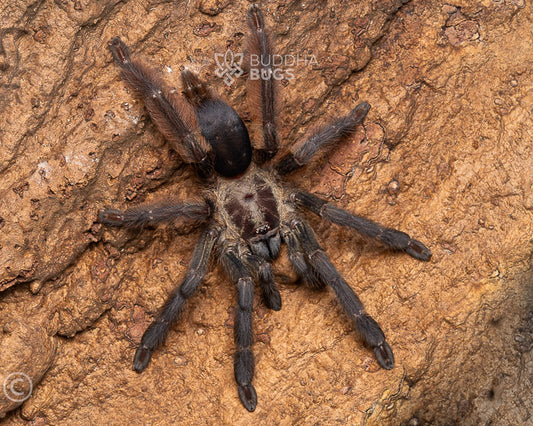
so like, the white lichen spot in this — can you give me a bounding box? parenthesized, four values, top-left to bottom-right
(38, 161, 52, 178)
(63, 151, 92, 174)
(30, 161, 53, 185)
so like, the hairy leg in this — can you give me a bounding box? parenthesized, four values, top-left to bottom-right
(133, 227, 219, 371)
(246, 4, 279, 163)
(291, 190, 432, 261)
(286, 217, 394, 370)
(221, 248, 258, 412)
(243, 252, 281, 311)
(99, 200, 211, 228)
(281, 224, 325, 289)
(276, 102, 370, 175)
(108, 37, 214, 178)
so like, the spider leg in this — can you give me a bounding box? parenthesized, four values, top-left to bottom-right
(99, 200, 211, 229)
(292, 191, 432, 261)
(221, 248, 258, 412)
(108, 37, 214, 178)
(246, 4, 279, 163)
(286, 217, 394, 370)
(281, 225, 325, 289)
(243, 252, 281, 311)
(276, 102, 370, 175)
(133, 227, 219, 372)
(180, 69, 216, 107)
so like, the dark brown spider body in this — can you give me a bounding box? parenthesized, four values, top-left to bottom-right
(100, 4, 432, 412)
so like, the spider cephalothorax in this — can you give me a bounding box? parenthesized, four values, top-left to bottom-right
(100, 5, 431, 412)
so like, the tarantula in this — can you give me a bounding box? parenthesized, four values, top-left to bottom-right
(99, 5, 432, 412)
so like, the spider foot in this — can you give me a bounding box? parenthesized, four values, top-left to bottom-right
(263, 287, 282, 311)
(247, 4, 264, 32)
(133, 345, 153, 372)
(98, 209, 125, 226)
(373, 341, 394, 370)
(405, 238, 432, 261)
(108, 37, 130, 65)
(354, 313, 394, 369)
(238, 384, 257, 412)
(349, 101, 370, 120)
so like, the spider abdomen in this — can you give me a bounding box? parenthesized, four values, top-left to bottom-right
(196, 99, 252, 177)
(181, 70, 252, 177)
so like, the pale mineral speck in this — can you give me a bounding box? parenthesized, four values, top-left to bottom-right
(30, 161, 52, 185)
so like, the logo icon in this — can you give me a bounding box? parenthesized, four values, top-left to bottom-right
(215, 49, 244, 87)
(3, 372, 33, 402)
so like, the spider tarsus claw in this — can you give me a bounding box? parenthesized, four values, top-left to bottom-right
(98, 209, 124, 226)
(108, 37, 130, 64)
(133, 346, 152, 372)
(238, 384, 257, 412)
(247, 4, 266, 35)
(266, 290, 282, 311)
(405, 239, 432, 261)
(108, 36, 120, 46)
(352, 101, 371, 118)
(268, 300, 281, 311)
(374, 342, 394, 370)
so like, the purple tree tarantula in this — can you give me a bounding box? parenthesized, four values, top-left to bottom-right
(100, 4, 431, 412)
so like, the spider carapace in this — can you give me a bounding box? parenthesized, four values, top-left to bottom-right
(100, 4, 432, 412)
